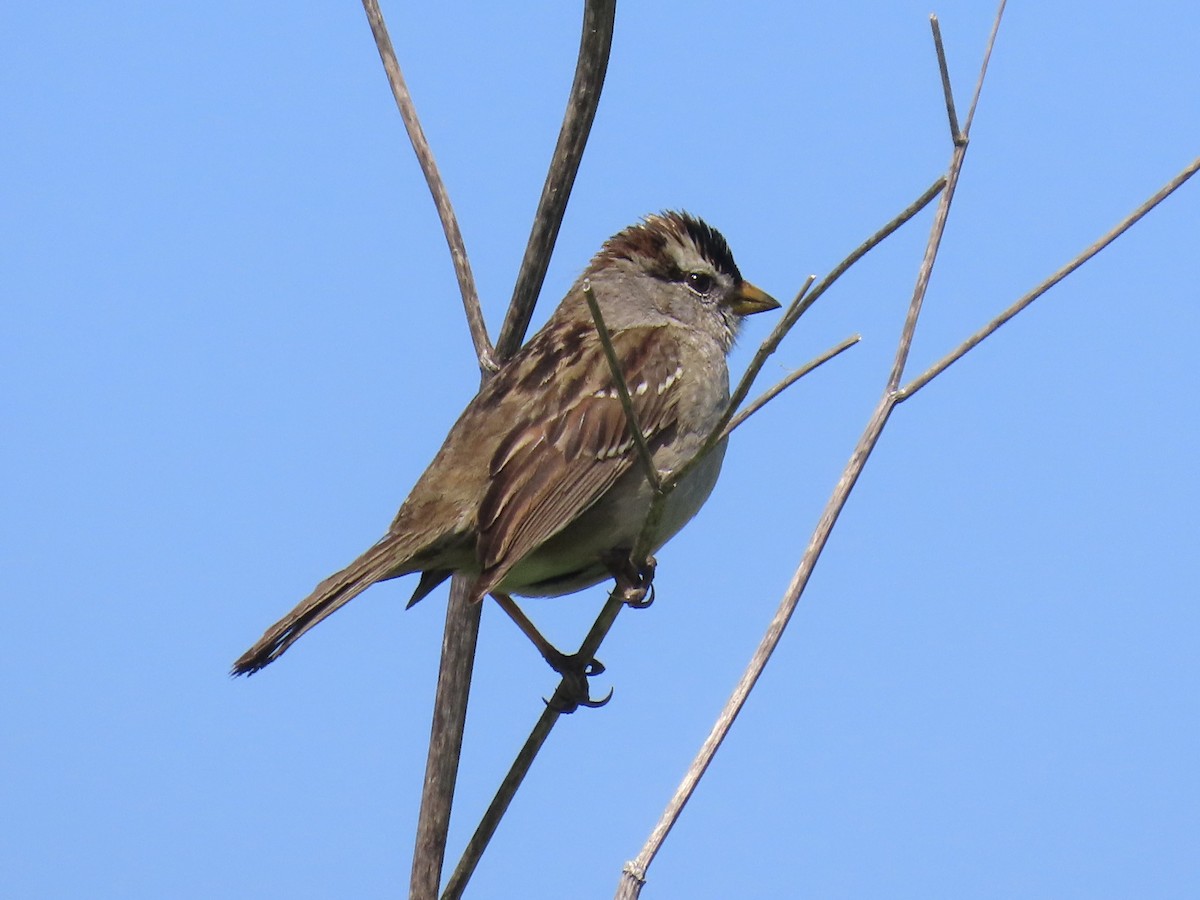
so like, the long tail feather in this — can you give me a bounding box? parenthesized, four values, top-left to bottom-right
(231, 536, 407, 676)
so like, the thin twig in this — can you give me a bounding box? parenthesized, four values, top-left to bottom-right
(584, 282, 662, 492)
(963, 0, 1006, 136)
(930, 16, 963, 144)
(441, 590, 627, 900)
(722, 335, 861, 440)
(360, 0, 493, 374)
(496, 0, 618, 359)
(885, 153, 963, 391)
(899, 154, 1200, 399)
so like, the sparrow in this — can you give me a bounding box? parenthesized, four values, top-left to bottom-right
(233, 212, 779, 676)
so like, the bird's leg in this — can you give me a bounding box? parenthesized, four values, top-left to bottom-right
(490, 593, 611, 713)
(603, 552, 657, 608)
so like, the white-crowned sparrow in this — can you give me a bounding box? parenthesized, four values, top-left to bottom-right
(233, 212, 778, 675)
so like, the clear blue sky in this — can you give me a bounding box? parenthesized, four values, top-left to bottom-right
(4, 3, 1199, 898)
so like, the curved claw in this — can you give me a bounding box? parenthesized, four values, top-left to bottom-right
(624, 582, 655, 609)
(544, 681, 614, 714)
(538, 650, 611, 713)
(579, 686, 614, 709)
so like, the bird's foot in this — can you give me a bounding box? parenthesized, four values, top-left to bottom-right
(542, 649, 613, 714)
(606, 553, 657, 608)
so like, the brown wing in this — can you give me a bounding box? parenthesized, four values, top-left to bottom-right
(474, 325, 683, 594)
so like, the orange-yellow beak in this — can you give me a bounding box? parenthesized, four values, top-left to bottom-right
(727, 280, 781, 316)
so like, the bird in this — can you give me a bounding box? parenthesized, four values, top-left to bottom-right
(232, 211, 779, 676)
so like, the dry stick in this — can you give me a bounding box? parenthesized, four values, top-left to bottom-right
(886, 22, 967, 393)
(411, 578, 481, 899)
(963, 0, 1006, 136)
(930, 16, 963, 144)
(360, 0, 492, 373)
(899, 153, 1200, 400)
(440, 589, 627, 900)
(380, 2, 617, 897)
(616, 6, 1010, 896)
(723, 334, 861, 440)
(497, 0, 618, 359)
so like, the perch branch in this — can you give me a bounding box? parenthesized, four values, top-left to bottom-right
(441, 590, 628, 900)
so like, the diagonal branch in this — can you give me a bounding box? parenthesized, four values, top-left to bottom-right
(360, 0, 494, 374)
(721, 334, 862, 440)
(440, 588, 627, 900)
(930, 16, 962, 144)
(898, 154, 1200, 399)
(963, 0, 1006, 136)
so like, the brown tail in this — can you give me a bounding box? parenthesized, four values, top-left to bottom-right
(231, 535, 408, 676)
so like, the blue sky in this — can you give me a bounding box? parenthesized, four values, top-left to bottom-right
(4, 3, 1199, 898)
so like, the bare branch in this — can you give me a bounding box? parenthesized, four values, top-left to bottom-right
(360, 0, 494, 374)
(899, 154, 1200, 399)
(496, 0, 618, 359)
(442, 590, 628, 900)
(721, 335, 861, 440)
(964, 0, 1007, 136)
(885, 158, 963, 391)
(884, 0, 1007, 393)
(410, 578, 482, 900)
(929, 16, 963, 144)
(584, 282, 662, 492)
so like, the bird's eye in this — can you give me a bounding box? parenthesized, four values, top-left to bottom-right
(685, 272, 715, 295)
